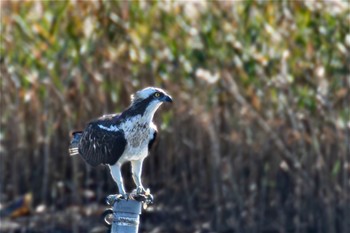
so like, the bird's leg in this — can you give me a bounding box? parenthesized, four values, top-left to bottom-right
(131, 160, 154, 205)
(107, 163, 128, 203)
(131, 160, 146, 194)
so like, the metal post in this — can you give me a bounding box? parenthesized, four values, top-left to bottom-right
(103, 193, 153, 233)
(110, 199, 142, 233)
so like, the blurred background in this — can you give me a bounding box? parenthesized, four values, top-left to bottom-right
(1, 1, 349, 233)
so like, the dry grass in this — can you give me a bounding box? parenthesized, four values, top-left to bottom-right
(1, 1, 349, 232)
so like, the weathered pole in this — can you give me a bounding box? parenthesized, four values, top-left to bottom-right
(102, 193, 152, 233)
(112, 199, 142, 233)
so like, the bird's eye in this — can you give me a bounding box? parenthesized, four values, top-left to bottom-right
(154, 92, 161, 98)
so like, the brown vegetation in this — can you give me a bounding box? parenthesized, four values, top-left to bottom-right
(1, 1, 349, 232)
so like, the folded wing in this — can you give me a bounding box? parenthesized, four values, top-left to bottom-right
(78, 116, 127, 166)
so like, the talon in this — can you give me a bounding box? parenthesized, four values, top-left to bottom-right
(132, 188, 153, 206)
(106, 193, 128, 205)
(106, 195, 117, 205)
(145, 193, 154, 205)
(141, 194, 154, 209)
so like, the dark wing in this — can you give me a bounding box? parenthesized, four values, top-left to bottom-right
(78, 115, 126, 166)
(148, 130, 158, 151)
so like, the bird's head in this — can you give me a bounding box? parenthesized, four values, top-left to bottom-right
(129, 87, 172, 119)
(131, 87, 173, 104)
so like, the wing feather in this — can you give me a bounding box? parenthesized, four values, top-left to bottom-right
(148, 130, 158, 151)
(78, 116, 126, 166)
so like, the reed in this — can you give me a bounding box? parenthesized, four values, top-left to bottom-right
(1, 1, 349, 232)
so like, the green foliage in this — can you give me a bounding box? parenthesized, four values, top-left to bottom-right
(1, 1, 349, 232)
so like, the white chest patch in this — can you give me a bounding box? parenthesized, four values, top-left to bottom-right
(122, 116, 150, 147)
(118, 115, 156, 162)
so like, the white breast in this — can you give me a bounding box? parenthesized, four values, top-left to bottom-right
(117, 115, 156, 163)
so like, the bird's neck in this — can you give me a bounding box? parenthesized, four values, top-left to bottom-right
(142, 102, 162, 123)
(122, 101, 162, 124)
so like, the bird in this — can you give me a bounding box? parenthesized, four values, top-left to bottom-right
(69, 87, 172, 200)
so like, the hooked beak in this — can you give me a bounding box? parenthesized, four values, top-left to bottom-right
(162, 94, 173, 103)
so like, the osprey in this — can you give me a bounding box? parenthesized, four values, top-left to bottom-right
(69, 87, 172, 199)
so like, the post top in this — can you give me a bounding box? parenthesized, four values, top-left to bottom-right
(113, 199, 142, 215)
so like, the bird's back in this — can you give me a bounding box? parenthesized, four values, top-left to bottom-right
(69, 113, 127, 166)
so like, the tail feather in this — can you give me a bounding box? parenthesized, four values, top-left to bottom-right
(69, 131, 83, 156)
